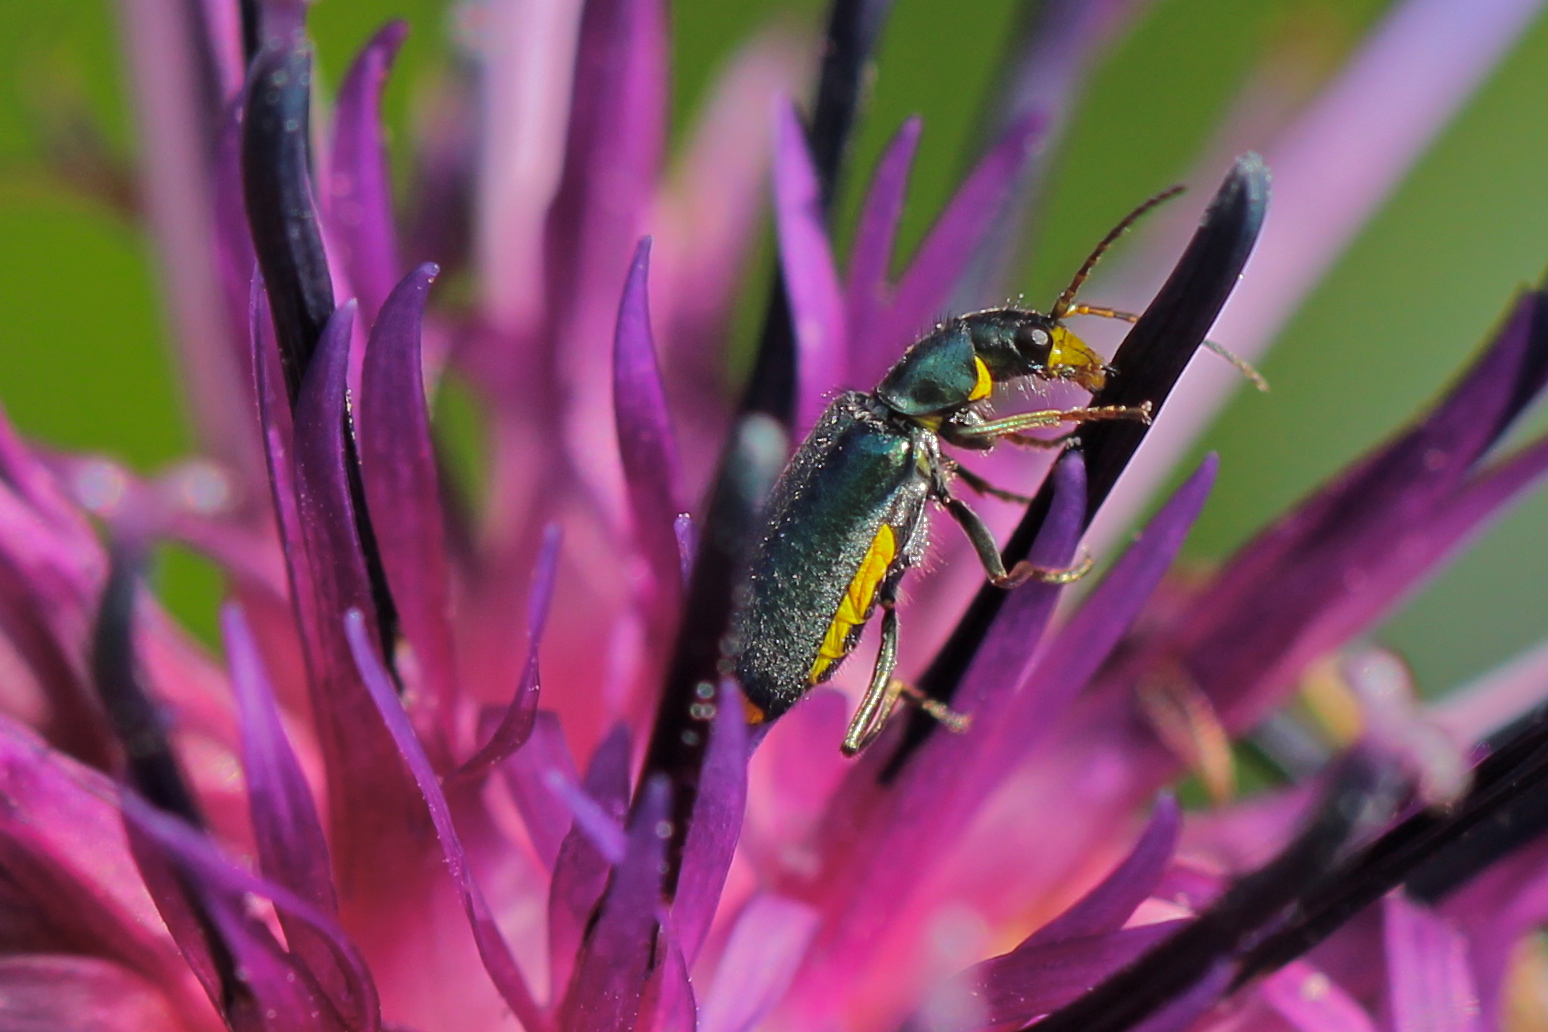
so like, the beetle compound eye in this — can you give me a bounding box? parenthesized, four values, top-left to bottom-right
(1015, 325, 1052, 361)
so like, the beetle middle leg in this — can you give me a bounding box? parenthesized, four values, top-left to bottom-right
(939, 490, 1093, 588)
(951, 462, 1036, 505)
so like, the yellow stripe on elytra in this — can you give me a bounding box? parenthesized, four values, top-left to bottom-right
(968, 356, 993, 401)
(809, 524, 897, 683)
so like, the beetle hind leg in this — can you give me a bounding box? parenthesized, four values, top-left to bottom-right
(841, 598, 971, 756)
(940, 489, 1095, 588)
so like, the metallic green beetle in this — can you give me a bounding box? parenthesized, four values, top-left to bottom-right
(730, 190, 1184, 755)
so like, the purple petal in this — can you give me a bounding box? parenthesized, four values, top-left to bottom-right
(549, 724, 634, 1001)
(343, 612, 547, 1032)
(910, 921, 1187, 1032)
(672, 679, 751, 963)
(558, 776, 670, 1032)
(1384, 893, 1482, 1032)
(614, 238, 684, 606)
(1260, 961, 1378, 1032)
(502, 711, 582, 871)
(359, 263, 459, 739)
(0, 955, 184, 1031)
(674, 513, 695, 587)
(773, 99, 848, 434)
(845, 117, 922, 387)
(452, 527, 560, 781)
(328, 21, 407, 324)
(1432, 637, 1548, 745)
(1027, 794, 1180, 946)
(995, 455, 1217, 766)
(875, 114, 1043, 356)
(222, 602, 354, 1010)
(292, 304, 427, 877)
(544, 769, 629, 865)
(117, 794, 380, 1032)
(1166, 295, 1548, 732)
(699, 893, 820, 1032)
(640, 929, 697, 1032)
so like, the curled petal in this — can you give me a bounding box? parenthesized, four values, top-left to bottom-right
(1384, 893, 1482, 1032)
(1260, 961, 1377, 1032)
(502, 711, 582, 870)
(845, 117, 922, 387)
(329, 21, 407, 324)
(699, 894, 819, 1032)
(672, 679, 750, 962)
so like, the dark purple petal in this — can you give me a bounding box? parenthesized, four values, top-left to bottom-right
(452, 527, 560, 781)
(773, 99, 847, 432)
(329, 21, 407, 324)
(1259, 961, 1377, 1032)
(1027, 794, 1180, 946)
(292, 304, 426, 876)
(672, 679, 750, 963)
(548, 723, 634, 1002)
(1126, 961, 1232, 1032)
(845, 117, 922, 387)
(875, 114, 1043, 355)
(994, 455, 1218, 768)
(908, 921, 1187, 1032)
(614, 238, 684, 607)
(222, 602, 355, 1013)
(243, 42, 335, 401)
(674, 512, 695, 587)
(502, 711, 582, 871)
(699, 893, 820, 1032)
(1384, 894, 1481, 1032)
(358, 263, 458, 735)
(558, 776, 670, 1032)
(344, 612, 547, 1032)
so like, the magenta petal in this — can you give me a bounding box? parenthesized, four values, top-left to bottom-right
(453, 527, 560, 781)
(343, 612, 547, 1032)
(559, 776, 670, 1032)
(846, 116, 922, 387)
(502, 711, 582, 870)
(672, 679, 750, 963)
(1383, 894, 1482, 1032)
(359, 263, 459, 732)
(329, 21, 407, 324)
(1026, 793, 1181, 946)
(773, 99, 848, 433)
(614, 238, 684, 606)
(699, 893, 819, 1032)
(548, 723, 634, 1001)
(876, 114, 1043, 355)
(1260, 961, 1377, 1032)
(0, 956, 184, 1031)
(222, 602, 355, 1012)
(913, 921, 1187, 1032)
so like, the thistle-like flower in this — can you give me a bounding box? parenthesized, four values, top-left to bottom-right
(6, 1, 1548, 1031)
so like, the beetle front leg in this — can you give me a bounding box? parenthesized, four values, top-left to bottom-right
(941, 492, 1093, 588)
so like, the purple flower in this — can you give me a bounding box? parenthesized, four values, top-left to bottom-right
(6, 1, 1548, 1031)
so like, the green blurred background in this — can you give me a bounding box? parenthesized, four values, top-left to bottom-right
(1, 0, 1546, 699)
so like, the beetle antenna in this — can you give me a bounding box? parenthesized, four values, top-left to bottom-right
(1050, 185, 1185, 321)
(1064, 303, 1269, 392)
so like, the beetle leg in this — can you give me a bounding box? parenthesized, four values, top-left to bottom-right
(955, 402, 1151, 442)
(842, 600, 903, 756)
(951, 462, 1037, 504)
(940, 491, 1094, 588)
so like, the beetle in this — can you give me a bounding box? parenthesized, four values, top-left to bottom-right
(728, 188, 1188, 756)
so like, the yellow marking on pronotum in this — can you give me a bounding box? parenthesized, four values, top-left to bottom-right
(968, 356, 993, 401)
(809, 524, 897, 683)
